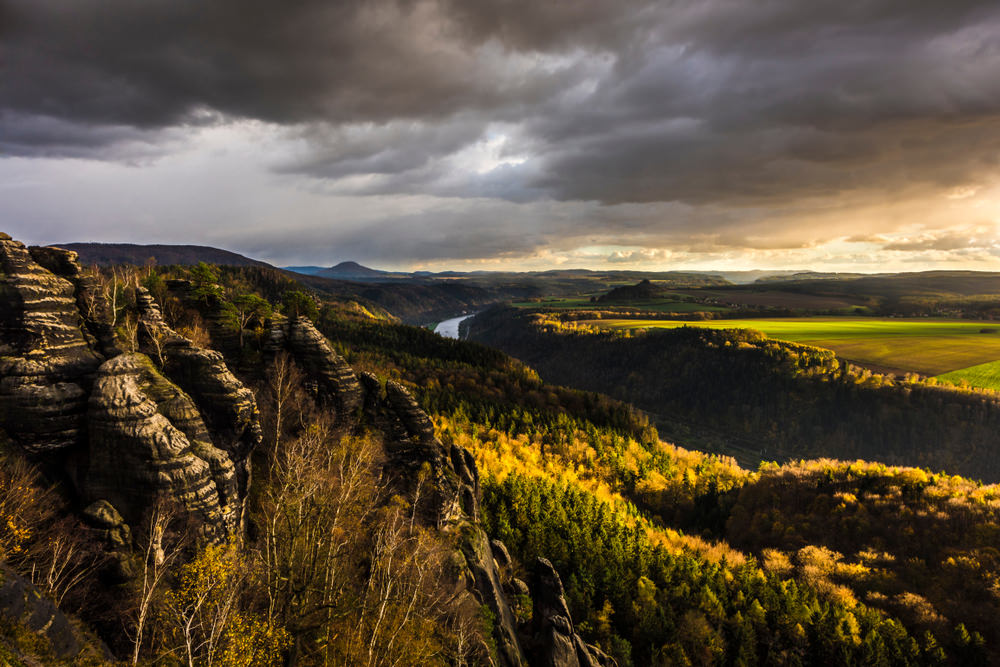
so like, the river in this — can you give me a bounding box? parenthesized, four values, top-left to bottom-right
(433, 313, 476, 339)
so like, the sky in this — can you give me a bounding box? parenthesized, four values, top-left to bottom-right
(2, 0, 1000, 272)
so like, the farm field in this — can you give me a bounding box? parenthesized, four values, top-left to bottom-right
(590, 317, 1000, 376)
(936, 359, 1000, 391)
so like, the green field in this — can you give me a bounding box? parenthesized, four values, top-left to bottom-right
(590, 317, 1000, 376)
(936, 359, 1000, 391)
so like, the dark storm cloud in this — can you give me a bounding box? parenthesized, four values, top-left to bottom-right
(3, 0, 1000, 214)
(0, 0, 602, 131)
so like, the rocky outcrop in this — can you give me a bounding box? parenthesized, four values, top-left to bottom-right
(83, 353, 239, 537)
(384, 380, 447, 463)
(365, 375, 525, 664)
(1, 235, 257, 538)
(457, 528, 528, 667)
(135, 287, 262, 501)
(82, 500, 132, 550)
(28, 245, 121, 359)
(525, 558, 615, 667)
(266, 313, 362, 425)
(0, 563, 111, 662)
(0, 236, 104, 455)
(381, 379, 480, 522)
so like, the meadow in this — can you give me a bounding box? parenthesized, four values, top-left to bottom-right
(589, 317, 1000, 378)
(936, 359, 1000, 392)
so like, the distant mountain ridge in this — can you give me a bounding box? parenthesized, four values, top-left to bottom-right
(54, 242, 271, 268)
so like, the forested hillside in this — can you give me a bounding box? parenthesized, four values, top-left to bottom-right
(314, 298, 998, 664)
(466, 306, 1000, 482)
(1, 242, 998, 665)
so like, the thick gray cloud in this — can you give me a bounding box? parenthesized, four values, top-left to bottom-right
(3, 0, 1000, 266)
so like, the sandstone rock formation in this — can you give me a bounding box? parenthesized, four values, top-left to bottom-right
(458, 529, 528, 667)
(0, 235, 260, 541)
(84, 353, 240, 537)
(526, 558, 615, 667)
(266, 313, 363, 425)
(135, 287, 262, 499)
(28, 245, 121, 358)
(362, 374, 527, 665)
(0, 236, 104, 455)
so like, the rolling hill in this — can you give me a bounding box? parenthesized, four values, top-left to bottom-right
(54, 242, 271, 268)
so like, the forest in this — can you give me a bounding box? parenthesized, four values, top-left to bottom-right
(466, 306, 1000, 481)
(0, 251, 998, 665)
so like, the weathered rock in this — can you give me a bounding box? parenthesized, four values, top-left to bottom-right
(385, 380, 447, 463)
(276, 313, 363, 422)
(509, 577, 530, 598)
(0, 237, 104, 454)
(491, 538, 512, 571)
(84, 353, 239, 538)
(459, 526, 528, 667)
(135, 287, 262, 502)
(527, 558, 613, 667)
(82, 499, 132, 548)
(363, 374, 523, 663)
(29, 245, 122, 358)
(359, 371, 382, 413)
(381, 380, 483, 523)
(0, 562, 111, 661)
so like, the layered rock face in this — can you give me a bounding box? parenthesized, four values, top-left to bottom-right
(266, 313, 363, 424)
(28, 245, 121, 358)
(0, 234, 260, 540)
(0, 236, 104, 454)
(136, 288, 262, 499)
(84, 353, 240, 535)
(381, 378, 479, 523)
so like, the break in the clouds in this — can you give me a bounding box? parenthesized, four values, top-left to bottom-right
(2, 0, 1000, 269)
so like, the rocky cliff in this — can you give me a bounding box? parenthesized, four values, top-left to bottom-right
(266, 312, 363, 425)
(525, 558, 614, 667)
(0, 232, 613, 665)
(0, 235, 259, 539)
(0, 235, 104, 456)
(84, 353, 240, 536)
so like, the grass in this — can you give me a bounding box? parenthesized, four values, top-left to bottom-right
(936, 359, 1000, 392)
(590, 317, 1000, 376)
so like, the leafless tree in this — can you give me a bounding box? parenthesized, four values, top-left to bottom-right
(129, 502, 189, 665)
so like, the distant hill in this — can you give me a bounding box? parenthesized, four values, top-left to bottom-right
(598, 278, 664, 302)
(283, 265, 326, 276)
(54, 242, 271, 268)
(316, 261, 400, 280)
(755, 271, 867, 283)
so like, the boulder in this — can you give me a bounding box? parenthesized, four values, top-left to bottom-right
(491, 538, 512, 571)
(82, 499, 131, 548)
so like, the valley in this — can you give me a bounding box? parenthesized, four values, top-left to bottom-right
(2, 239, 1000, 665)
